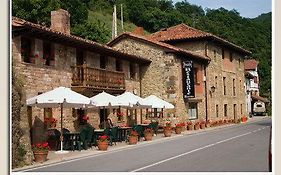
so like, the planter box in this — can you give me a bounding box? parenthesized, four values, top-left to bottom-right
(175, 127, 182, 134)
(200, 124, 206, 129)
(194, 124, 200, 130)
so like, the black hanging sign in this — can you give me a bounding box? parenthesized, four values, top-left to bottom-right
(182, 60, 195, 99)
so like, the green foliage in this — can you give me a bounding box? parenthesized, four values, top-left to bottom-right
(72, 21, 110, 43)
(12, 0, 271, 101)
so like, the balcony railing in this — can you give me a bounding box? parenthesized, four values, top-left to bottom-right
(71, 65, 125, 90)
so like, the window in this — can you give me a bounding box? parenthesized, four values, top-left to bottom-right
(116, 59, 123, 71)
(216, 105, 219, 118)
(233, 78, 236, 96)
(129, 63, 136, 79)
(215, 76, 218, 88)
(21, 37, 33, 63)
(230, 52, 233, 62)
(223, 77, 226, 95)
(188, 103, 198, 120)
(213, 50, 217, 59)
(43, 42, 54, 66)
(241, 104, 243, 114)
(44, 108, 53, 129)
(239, 58, 241, 68)
(254, 76, 258, 83)
(239, 79, 242, 94)
(222, 48, 225, 59)
(100, 55, 107, 69)
(224, 104, 227, 117)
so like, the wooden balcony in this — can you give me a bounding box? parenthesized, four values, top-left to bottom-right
(71, 65, 125, 95)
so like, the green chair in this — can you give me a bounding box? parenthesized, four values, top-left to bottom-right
(149, 122, 159, 135)
(133, 125, 144, 141)
(110, 127, 119, 145)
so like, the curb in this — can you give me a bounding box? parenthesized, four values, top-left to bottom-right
(13, 116, 270, 172)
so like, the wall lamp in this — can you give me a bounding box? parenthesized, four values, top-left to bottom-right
(210, 86, 216, 93)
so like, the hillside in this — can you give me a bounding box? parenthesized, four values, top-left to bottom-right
(12, 0, 271, 100)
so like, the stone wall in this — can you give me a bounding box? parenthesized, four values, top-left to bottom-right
(13, 36, 76, 144)
(174, 41, 247, 120)
(111, 38, 189, 124)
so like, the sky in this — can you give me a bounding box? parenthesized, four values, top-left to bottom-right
(172, 0, 272, 18)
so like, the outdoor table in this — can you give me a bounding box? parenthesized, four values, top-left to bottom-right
(93, 129, 105, 146)
(139, 123, 150, 131)
(117, 127, 132, 142)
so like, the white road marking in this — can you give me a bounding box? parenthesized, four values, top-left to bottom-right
(131, 127, 269, 172)
(19, 123, 270, 172)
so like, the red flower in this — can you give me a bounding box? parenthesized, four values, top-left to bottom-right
(82, 115, 89, 121)
(98, 135, 108, 142)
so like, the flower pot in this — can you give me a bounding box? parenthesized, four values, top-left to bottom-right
(33, 151, 48, 163)
(175, 127, 182, 134)
(128, 136, 138, 144)
(144, 133, 153, 141)
(97, 141, 108, 151)
(163, 129, 172, 137)
(187, 124, 194, 130)
(200, 124, 205, 129)
(205, 123, 210, 128)
(194, 124, 200, 130)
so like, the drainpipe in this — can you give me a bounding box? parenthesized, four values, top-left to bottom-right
(204, 65, 208, 122)
(204, 41, 211, 122)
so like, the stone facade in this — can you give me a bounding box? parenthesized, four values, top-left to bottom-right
(12, 34, 144, 144)
(174, 41, 247, 120)
(111, 38, 191, 125)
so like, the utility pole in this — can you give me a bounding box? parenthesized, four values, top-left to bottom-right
(112, 5, 117, 39)
(121, 4, 124, 32)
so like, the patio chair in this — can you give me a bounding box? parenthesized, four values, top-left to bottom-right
(148, 122, 159, 135)
(110, 126, 119, 146)
(133, 125, 144, 141)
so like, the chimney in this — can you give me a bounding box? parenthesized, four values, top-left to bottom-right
(51, 9, 70, 34)
(132, 27, 144, 36)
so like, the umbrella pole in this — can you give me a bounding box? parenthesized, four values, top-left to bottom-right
(60, 103, 63, 151)
(55, 103, 68, 154)
(104, 107, 106, 129)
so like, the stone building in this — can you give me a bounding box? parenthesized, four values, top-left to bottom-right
(109, 23, 251, 122)
(12, 9, 151, 144)
(107, 32, 209, 124)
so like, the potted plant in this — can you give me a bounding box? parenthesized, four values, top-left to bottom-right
(175, 123, 185, 134)
(143, 128, 153, 141)
(241, 116, 248, 123)
(163, 123, 172, 137)
(186, 121, 194, 130)
(97, 135, 109, 151)
(32, 142, 50, 163)
(200, 120, 206, 129)
(128, 130, 138, 144)
(194, 121, 200, 130)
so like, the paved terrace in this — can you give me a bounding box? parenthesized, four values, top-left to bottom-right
(13, 116, 270, 172)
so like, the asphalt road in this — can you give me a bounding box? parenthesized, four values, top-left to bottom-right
(26, 117, 271, 172)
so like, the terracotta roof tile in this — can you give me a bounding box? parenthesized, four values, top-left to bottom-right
(107, 32, 210, 62)
(12, 17, 151, 63)
(244, 59, 259, 70)
(147, 23, 251, 55)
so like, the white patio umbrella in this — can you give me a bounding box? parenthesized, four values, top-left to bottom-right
(26, 87, 93, 154)
(143, 95, 174, 109)
(143, 95, 174, 120)
(116, 92, 151, 108)
(90, 91, 121, 128)
(116, 92, 151, 124)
